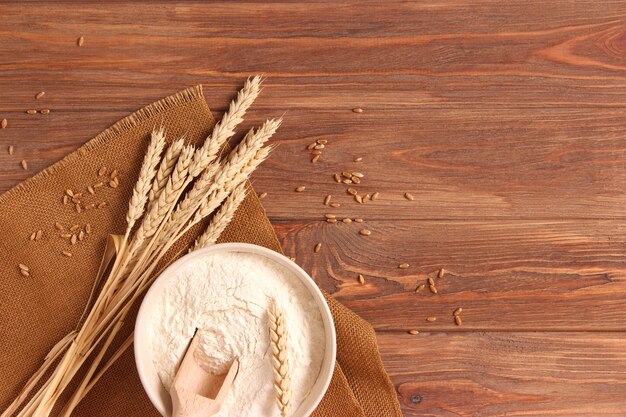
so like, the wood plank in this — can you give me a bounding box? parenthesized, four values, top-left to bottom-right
(2, 1, 626, 110)
(275, 220, 626, 331)
(379, 332, 626, 416)
(2, 107, 626, 219)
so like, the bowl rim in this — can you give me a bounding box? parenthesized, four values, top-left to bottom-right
(134, 242, 337, 417)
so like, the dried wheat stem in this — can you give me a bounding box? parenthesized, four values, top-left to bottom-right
(192, 182, 247, 251)
(149, 138, 185, 203)
(125, 127, 166, 236)
(268, 301, 291, 417)
(189, 75, 262, 177)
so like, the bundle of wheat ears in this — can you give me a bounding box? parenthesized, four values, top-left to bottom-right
(2, 76, 282, 417)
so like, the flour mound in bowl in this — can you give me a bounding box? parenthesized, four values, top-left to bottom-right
(149, 251, 326, 417)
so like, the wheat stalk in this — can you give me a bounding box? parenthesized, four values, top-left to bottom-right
(189, 75, 262, 177)
(149, 138, 184, 203)
(125, 127, 166, 236)
(192, 182, 247, 251)
(269, 301, 291, 417)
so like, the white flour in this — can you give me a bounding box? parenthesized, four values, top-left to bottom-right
(149, 251, 325, 417)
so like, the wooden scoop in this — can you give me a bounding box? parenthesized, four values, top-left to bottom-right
(170, 331, 239, 417)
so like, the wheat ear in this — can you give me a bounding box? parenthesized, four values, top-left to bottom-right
(189, 75, 262, 177)
(149, 138, 184, 203)
(128, 144, 195, 257)
(192, 182, 247, 251)
(269, 301, 291, 417)
(161, 118, 280, 247)
(125, 127, 166, 235)
(189, 119, 280, 225)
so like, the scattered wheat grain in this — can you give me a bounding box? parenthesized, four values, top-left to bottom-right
(329, 203, 341, 208)
(1, 118, 7, 128)
(359, 229, 371, 236)
(354, 157, 363, 162)
(454, 316, 462, 326)
(399, 263, 410, 269)
(426, 316, 437, 322)
(404, 192, 415, 201)
(87, 185, 95, 194)
(8, 145, 14, 155)
(295, 186, 305, 192)
(311, 155, 320, 163)
(352, 107, 363, 113)
(35, 92, 45, 99)
(324, 214, 336, 219)
(77, 36, 84, 46)
(358, 274, 365, 284)
(324, 195, 331, 205)
(40, 109, 50, 114)
(342, 218, 352, 223)
(98, 166, 107, 176)
(258, 192, 268, 199)
(415, 284, 425, 292)
(438, 268, 445, 279)
(26, 109, 37, 115)
(354, 218, 364, 223)
(314, 243, 322, 253)
(62, 250, 72, 257)
(408, 329, 419, 335)
(21, 160, 28, 170)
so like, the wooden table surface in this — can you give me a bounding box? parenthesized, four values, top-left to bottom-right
(1, 1, 626, 416)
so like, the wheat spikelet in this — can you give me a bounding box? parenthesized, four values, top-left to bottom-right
(189, 75, 262, 177)
(149, 138, 184, 203)
(192, 182, 247, 251)
(191, 145, 272, 227)
(190, 118, 280, 223)
(130, 144, 194, 254)
(268, 301, 291, 417)
(125, 128, 166, 234)
(163, 118, 280, 245)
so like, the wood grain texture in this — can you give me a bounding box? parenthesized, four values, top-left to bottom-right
(276, 220, 626, 331)
(0, 1, 625, 415)
(380, 332, 626, 416)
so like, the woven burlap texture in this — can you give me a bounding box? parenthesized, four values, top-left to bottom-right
(0, 86, 402, 417)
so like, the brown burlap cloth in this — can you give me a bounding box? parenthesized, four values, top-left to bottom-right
(0, 86, 402, 417)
